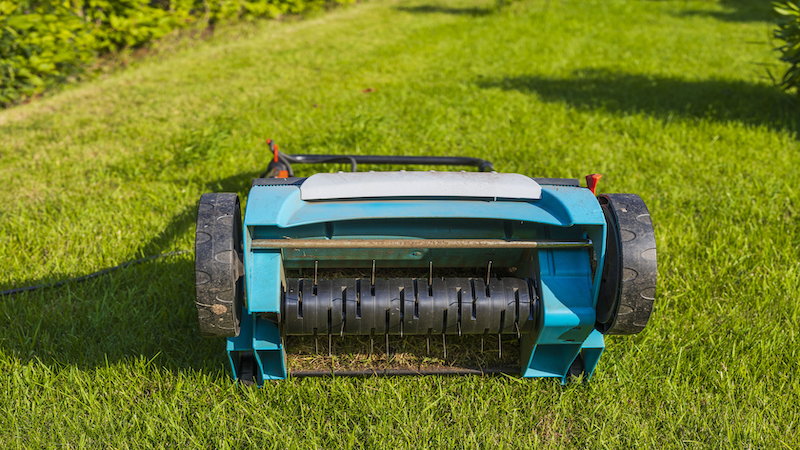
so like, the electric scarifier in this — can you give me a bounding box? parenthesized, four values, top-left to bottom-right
(194, 142, 657, 385)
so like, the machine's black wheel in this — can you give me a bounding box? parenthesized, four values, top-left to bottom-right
(195, 193, 244, 337)
(595, 194, 657, 335)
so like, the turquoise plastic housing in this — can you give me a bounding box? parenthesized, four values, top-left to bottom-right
(227, 183, 608, 384)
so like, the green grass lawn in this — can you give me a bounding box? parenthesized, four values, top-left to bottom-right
(1, 0, 799, 447)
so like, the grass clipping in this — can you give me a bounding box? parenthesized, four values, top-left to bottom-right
(286, 334, 521, 375)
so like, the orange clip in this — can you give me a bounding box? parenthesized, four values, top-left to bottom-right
(277, 170, 289, 178)
(585, 174, 602, 195)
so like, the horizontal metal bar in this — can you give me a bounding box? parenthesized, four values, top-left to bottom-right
(251, 238, 592, 249)
(289, 368, 515, 378)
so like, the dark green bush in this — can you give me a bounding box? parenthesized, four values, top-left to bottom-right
(774, 1, 800, 94)
(1, 1, 96, 103)
(0, 0, 350, 105)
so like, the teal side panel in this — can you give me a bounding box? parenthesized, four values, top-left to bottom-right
(253, 318, 286, 380)
(226, 312, 254, 382)
(579, 330, 605, 381)
(232, 199, 287, 382)
(246, 250, 282, 313)
(521, 246, 602, 383)
(226, 314, 287, 383)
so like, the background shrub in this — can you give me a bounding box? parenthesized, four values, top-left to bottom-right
(0, 0, 351, 106)
(0, 1, 96, 104)
(774, 1, 800, 94)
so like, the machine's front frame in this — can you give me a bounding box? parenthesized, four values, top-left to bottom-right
(227, 183, 607, 385)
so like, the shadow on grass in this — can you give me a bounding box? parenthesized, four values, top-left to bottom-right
(476, 68, 800, 136)
(395, 4, 495, 16)
(3, 259, 230, 372)
(673, 0, 776, 23)
(0, 169, 261, 375)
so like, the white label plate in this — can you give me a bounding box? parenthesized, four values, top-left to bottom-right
(299, 171, 542, 201)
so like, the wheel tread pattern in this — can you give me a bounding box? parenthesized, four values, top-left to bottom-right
(600, 193, 657, 335)
(195, 193, 242, 337)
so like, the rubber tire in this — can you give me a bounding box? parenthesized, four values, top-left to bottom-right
(595, 194, 657, 335)
(195, 193, 243, 337)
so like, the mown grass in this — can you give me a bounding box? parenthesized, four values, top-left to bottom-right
(1, 0, 799, 447)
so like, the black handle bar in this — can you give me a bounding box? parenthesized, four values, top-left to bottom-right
(266, 151, 495, 177)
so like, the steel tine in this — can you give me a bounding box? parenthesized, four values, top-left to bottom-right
(486, 260, 492, 281)
(315, 334, 319, 354)
(371, 260, 376, 287)
(515, 322, 521, 339)
(385, 333, 389, 356)
(328, 332, 332, 357)
(457, 321, 462, 337)
(498, 333, 502, 358)
(429, 261, 433, 287)
(314, 260, 319, 286)
(370, 334, 374, 355)
(427, 334, 430, 355)
(443, 334, 447, 358)
(481, 336, 484, 353)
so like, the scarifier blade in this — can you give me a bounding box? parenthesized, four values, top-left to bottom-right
(283, 277, 536, 337)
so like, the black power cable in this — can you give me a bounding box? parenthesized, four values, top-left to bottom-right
(0, 250, 189, 297)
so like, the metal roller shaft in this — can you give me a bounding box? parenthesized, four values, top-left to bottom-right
(282, 277, 538, 336)
(252, 238, 592, 249)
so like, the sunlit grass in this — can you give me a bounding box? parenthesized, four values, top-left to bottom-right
(1, 0, 798, 447)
